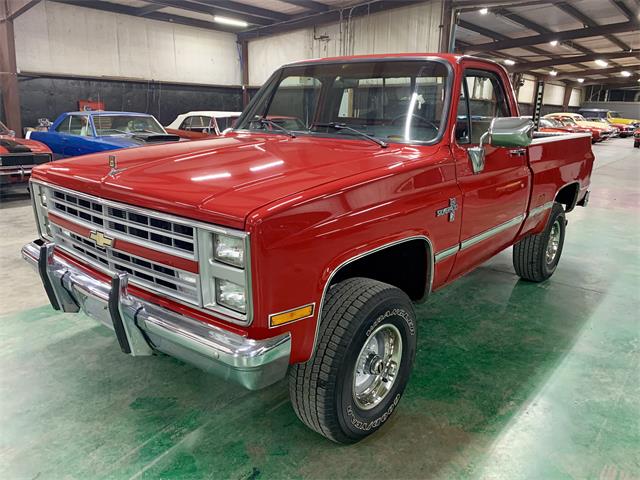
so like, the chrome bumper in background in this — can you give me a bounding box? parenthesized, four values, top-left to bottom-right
(21, 240, 291, 390)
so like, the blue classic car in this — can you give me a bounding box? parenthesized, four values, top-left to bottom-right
(27, 111, 180, 158)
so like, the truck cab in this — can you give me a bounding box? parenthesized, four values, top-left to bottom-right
(22, 54, 594, 443)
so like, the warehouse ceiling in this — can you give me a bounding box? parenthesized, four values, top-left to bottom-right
(52, 0, 640, 88)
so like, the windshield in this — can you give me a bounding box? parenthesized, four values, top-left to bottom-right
(574, 114, 587, 121)
(93, 115, 165, 136)
(610, 111, 621, 118)
(540, 118, 562, 128)
(236, 60, 450, 144)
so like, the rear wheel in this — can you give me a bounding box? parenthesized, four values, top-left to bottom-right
(288, 278, 417, 444)
(513, 202, 566, 282)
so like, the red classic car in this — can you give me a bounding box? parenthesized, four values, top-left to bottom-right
(0, 121, 52, 196)
(544, 114, 605, 143)
(22, 54, 594, 443)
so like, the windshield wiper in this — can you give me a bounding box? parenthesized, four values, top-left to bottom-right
(255, 118, 296, 138)
(311, 122, 387, 148)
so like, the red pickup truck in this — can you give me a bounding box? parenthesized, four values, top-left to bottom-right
(22, 54, 593, 444)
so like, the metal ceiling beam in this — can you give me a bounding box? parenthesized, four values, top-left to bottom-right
(51, 0, 243, 33)
(238, 0, 419, 40)
(452, 0, 564, 8)
(580, 77, 640, 87)
(553, 64, 640, 80)
(277, 0, 329, 12)
(555, 2, 632, 54)
(511, 50, 640, 73)
(463, 21, 639, 52)
(457, 19, 550, 59)
(1, 0, 41, 20)
(487, 8, 593, 69)
(143, 0, 273, 26)
(192, 0, 290, 21)
(135, 3, 166, 16)
(609, 0, 635, 21)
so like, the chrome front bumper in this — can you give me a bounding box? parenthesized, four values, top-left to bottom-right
(22, 240, 290, 390)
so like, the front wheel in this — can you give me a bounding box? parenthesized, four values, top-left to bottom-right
(288, 278, 417, 444)
(513, 202, 566, 282)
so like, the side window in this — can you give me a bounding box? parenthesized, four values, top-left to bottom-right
(456, 80, 471, 144)
(55, 117, 70, 133)
(179, 117, 193, 130)
(189, 116, 208, 131)
(460, 69, 511, 144)
(68, 116, 91, 136)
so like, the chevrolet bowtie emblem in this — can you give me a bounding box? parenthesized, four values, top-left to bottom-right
(436, 197, 458, 222)
(89, 230, 114, 249)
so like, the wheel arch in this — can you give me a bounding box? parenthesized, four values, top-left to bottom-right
(555, 181, 580, 212)
(310, 235, 434, 356)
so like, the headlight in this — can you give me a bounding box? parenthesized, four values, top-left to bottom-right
(213, 234, 245, 268)
(31, 182, 52, 239)
(197, 228, 251, 324)
(215, 279, 246, 313)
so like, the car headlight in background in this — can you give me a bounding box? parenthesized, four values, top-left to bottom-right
(215, 279, 246, 313)
(213, 233, 244, 268)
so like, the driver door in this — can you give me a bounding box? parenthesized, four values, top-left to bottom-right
(449, 64, 530, 279)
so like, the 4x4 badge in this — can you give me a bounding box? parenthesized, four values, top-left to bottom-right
(436, 198, 457, 222)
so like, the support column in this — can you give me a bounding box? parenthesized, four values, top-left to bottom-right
(562, 82, 574, 111)
(439, 0, 453, 53)
(240, 39, 249, 108)
(0, 0, 22, 135)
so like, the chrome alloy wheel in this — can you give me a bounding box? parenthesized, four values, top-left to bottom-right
(546, 219, 561, 264)
(352, 324, 403, 410)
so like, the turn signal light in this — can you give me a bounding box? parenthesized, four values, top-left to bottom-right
(269, 304, 315, 327)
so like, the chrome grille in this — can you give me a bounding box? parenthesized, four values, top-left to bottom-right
(51, 223, 200, 304)
(48, 188, 196, 258)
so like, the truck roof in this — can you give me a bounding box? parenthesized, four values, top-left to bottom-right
(286, 53, 490, 67)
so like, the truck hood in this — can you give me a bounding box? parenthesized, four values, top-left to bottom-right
(32, 133, 427, 229)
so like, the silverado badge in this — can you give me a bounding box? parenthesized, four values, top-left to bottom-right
(89, 230, 114, 249)
(436, 197, 458, 222)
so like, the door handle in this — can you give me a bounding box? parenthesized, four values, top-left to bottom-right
(509, 148, 527, 157)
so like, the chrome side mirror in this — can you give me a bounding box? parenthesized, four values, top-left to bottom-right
(467, 117, 534, 174)
(490, 117, 534, 148)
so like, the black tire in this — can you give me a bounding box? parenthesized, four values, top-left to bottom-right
(513, 202, 566, 282)
(288, 278, 417, 444)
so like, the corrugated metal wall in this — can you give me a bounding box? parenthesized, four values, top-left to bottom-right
(248, 1, 443, 86)
(14, 1, 242, 86)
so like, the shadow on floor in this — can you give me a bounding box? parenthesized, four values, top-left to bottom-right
(0, 264, 604, 479)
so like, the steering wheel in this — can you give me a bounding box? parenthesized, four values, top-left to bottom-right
(390, 114, 438, 131)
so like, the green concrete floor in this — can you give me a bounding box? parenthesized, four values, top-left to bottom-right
(1, 139, 639, 480)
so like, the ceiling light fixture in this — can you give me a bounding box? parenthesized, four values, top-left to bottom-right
(549, 70, 558, 76)
(577, 78, 585, 83)
(213, 15, 248, 28)
(504, 59, 516, 66)
(479, 7, 489, 14)
(620, 71, 631, 77)
(595, 59, 608, 67)
(549, 40, 559, 47)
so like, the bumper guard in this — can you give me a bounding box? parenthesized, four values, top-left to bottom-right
(22, 240, 291, 390)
